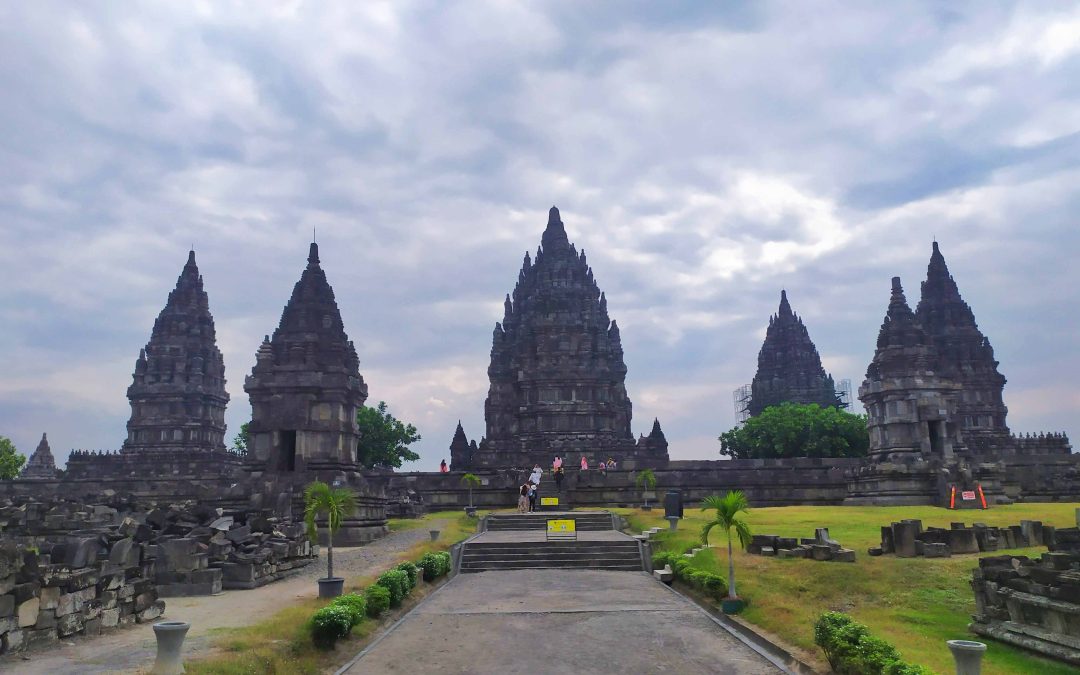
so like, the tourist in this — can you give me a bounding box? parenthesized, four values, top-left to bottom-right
(553, 463, 564, 490)
(598, 460, 607, 475)
(607, 458, 617, 470)
(553, 455, 563, 471)
(580, 456, 589, 471)
(530, 463, 543, 487)
(517, 481, 530, 513)
(439, 459, 449, 473)
(527, 481, 537, 512)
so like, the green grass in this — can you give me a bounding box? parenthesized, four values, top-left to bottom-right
(616, 502, 1078, 675)
(185, 510, 481, 674)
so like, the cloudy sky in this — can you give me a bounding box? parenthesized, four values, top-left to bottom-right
(2, 1, 1078, 470)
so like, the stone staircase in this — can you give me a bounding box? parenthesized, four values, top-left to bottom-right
(460, 511, 645, 573)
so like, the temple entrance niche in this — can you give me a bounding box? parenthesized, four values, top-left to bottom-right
(928, 420, 943, 455)
(279, 430, 297, 471)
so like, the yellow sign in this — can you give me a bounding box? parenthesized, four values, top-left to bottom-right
(540, 497, 559, 506)
(547, 519, 576, 533)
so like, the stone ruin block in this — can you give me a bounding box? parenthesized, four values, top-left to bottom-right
(946, 528, 979, 555)
(892, 521, 919, 558)
(923, 543, 951, 558)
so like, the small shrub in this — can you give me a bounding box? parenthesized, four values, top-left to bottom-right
(814, 611, 927, 675)
(652, 550, 680, 570)
(364, 585, 391, 617)
(396, 561, 420, 589)
(417, 552, 441, 581)
(377, 569, 409, 606)
(311, 605, 352, 649)
(436, 551, 452, 575)
(330, 593, 367, 627)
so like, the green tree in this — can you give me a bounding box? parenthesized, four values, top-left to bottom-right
(304, 480, 356, 581)
(356, 401, 421, 469)
(231, 422, 250, 454)
(701, 491, 753, 600)
(719, 402, 869, 460)
(0, 437, 26, 479)
(635, 468, 657, 507)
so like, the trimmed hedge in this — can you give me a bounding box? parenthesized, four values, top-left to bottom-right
(396, 561, 420, 589)
(814, 612, 933, 675)
(365, 584, 391, 617)
(417, 551, 452, 581)
(331, 593, 367, 627)
(311, 605, 353, 649)
(377, 569, 411, 607)
(652, 551, 728, 600)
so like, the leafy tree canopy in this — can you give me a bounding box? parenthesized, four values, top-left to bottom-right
(231, 422, 250, 454)
(356, 401, 421, 469)
(0, 436, 26, 479)
(719, 402, 869, 460)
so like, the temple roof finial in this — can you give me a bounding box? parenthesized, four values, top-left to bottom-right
(778, 289, 792, 316)
(308, 242, 320, 265)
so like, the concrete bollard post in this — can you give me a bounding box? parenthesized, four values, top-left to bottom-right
(152, 621, 191, 675)
(666, 516, 680, 531)
(429, 530, 440, 542)
(947, 639, 986, 675)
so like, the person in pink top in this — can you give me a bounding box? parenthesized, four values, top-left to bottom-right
(580, 456, 589, 471)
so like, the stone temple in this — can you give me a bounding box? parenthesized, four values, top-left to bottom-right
(849, 243, 1071, 504)
(122, 250, 230, 456)
(458, 207, 668, 470)
(745, 290, 843, 417)
(20, 433, 58, 479)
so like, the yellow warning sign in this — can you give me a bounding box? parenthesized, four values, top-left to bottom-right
(547, 519, 576, 533)
(540, 497, 559, 506)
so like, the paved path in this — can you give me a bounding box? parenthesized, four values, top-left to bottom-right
(6, 522, 447, 675)
(342, 569, 780, 675)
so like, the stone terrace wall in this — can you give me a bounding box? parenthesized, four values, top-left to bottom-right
(371, 458, 861, 510)
(65, 449, 245, 480)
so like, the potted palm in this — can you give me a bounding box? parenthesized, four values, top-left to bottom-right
(461, 473, 481, 517)
(304, 480, 356, 598)
(700, 490, 752, 614)
(635, 469, 657, 510)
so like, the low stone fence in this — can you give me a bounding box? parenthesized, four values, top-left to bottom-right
(748, 527, 855, 562)
(0, 536, 163, 655)
(871, 519, 1054, 558)
(969, 527, 1080, 667)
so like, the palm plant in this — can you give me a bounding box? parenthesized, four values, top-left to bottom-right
(635, 469, 657, 507)
(304, 480, 356, 580)
(461, 473, 481, 508)
(700, 490, 752, 599)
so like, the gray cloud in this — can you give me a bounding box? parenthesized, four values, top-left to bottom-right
(1, 1, 1077, 467)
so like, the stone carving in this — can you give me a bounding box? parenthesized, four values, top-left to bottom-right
(747, 290, 842, 417)
(469, 207, 668, 470)
(970, 528, 1080, 667)
(20, 433, 58, 479)
(122, 251, 229, 455)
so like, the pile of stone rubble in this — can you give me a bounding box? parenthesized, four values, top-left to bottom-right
(969, 526, 1080, 667)
(871, 519, 1055, 558)
(747, 527, 856, 562)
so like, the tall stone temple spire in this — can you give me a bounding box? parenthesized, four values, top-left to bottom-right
(474, 207, 667, 469)
(122, 250, 229, 454)
(747, 290, 842, 417)
(915, 241, 1009, 442)
(21, 433, 58, 479)
(859, 277, 962, 461)
(244, 242, 368, 475)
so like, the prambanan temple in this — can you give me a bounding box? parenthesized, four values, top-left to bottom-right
(744, 290, 843, 417)
(2, 209, 1076, 518)
(453, 207, 668, 470)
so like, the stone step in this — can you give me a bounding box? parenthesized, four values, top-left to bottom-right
(460, 559, 643, 572)
(462, 550, 642, 561)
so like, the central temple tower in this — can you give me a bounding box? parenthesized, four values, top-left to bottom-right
(469, 207, 667, 469)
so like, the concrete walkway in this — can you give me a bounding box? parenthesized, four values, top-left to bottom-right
(341, 569, 780, 674)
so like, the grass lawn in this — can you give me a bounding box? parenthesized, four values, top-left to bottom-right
(185, 510, 483, 674)
(617, 502, 1078, 675)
